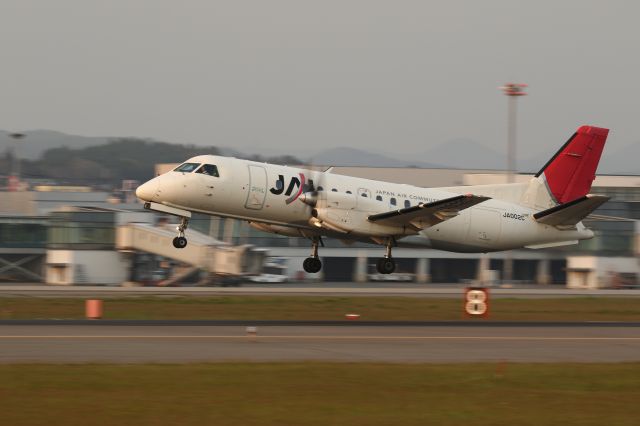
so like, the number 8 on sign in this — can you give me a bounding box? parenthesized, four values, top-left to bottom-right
(464, 288, 489, 317)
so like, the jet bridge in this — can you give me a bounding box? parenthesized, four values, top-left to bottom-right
(116, 223, 265, 279)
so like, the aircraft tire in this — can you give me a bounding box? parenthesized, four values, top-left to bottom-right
(173, 236, 188, 249)
(303, 257, 322, 273)
(376, 258, 396, 274)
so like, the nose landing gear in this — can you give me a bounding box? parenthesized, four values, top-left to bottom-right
(302, 237, 323, 273)
(375, 238, 396, 274)
(172, 217, 189, 249)
(172, 236, 187, 248)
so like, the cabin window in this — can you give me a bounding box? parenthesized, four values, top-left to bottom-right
(317, 186, 324, 191)
(358, 188, 372, 199)
(173, 163, 200, 173)
(404, 200, 411, 208)
(346, 190, 352, 194)
(376, 195, 383, 201)
(195, 164, 219, 177)
(331, 188, 338, 192)
(390, 197, 397, 206)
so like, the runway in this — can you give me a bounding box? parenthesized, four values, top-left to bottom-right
(1, 322, 639, 363)
(1, 284, 639, 298)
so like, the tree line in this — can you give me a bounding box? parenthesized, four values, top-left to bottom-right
(1, 138, 301, 188)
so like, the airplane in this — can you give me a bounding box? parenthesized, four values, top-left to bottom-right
(135, 125, 610, 274)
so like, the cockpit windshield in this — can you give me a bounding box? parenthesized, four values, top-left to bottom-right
(195, 164, 219, 177)
(173, 163, 201, 173)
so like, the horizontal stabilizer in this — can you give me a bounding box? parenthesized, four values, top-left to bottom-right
(533, 194, 609, 227)
(368, 194, 490, 229)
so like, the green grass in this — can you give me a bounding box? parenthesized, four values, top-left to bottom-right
(1, 296, 639, 321)
(0, 363, 638, 426)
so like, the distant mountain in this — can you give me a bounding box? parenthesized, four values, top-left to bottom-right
(6, 128, 637, 175)
(0, 130, 307, 186)
(5, 138, 219, 185)
(519, 140, 640, 175)
(308, 147, 442, 168)
(416, 138, 506, 170)
(0, 130, 110, 160)
(217, 146, 243, 157)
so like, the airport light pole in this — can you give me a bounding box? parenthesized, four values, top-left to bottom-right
(500, 83, 527, 284)
(8, 132, 25, 192)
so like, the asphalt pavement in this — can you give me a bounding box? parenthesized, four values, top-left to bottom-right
(1, 283, 639, 298)
(1, 322, 638, 363)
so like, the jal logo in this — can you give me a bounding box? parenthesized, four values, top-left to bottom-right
(270, 173, 314, 204)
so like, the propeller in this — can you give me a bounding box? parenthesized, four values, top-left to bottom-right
(297, 154, 332, 208)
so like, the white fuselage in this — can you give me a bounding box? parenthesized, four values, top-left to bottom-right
(136, 155, 593, 253)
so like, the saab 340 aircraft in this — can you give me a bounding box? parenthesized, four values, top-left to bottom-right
(136, 125, 609, 274)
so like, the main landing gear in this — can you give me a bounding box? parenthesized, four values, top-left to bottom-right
(303, 237, 322, 273)
(375, 238, 396, 274)
(172, 217, 189, 249)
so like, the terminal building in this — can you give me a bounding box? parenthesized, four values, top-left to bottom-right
(1, 165, 638, 288)
(0, 191, 263, 285)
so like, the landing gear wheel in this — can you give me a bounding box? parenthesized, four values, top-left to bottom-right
(172, 216, 190, 249)
(376, 258, 396, 274)
(303, 257, 322, 274)
(172, 236, 188, 249)
(303, 237, 323, 273)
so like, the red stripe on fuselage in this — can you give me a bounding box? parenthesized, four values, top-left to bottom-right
(285, 173, 306, 205)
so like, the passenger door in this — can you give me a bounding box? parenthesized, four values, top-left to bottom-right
(245, 165, 268, 210)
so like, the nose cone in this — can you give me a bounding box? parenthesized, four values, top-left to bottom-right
(136, 180, 157, 202)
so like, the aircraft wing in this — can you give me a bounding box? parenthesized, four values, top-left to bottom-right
(368, 194, 490, 229)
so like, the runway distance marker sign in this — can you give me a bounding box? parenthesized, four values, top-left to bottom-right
(464, 287, 489, 317)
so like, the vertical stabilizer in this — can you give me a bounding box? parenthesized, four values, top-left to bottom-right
(521, 125, 609, 209)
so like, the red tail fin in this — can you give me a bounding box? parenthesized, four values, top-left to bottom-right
(535, 125, 609, 204)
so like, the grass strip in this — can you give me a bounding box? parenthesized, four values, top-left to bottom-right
(0, 362, 638, 426)
(0, 296, 639, 321)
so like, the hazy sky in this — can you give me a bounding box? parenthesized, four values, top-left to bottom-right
(1, 0, 639, 161)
